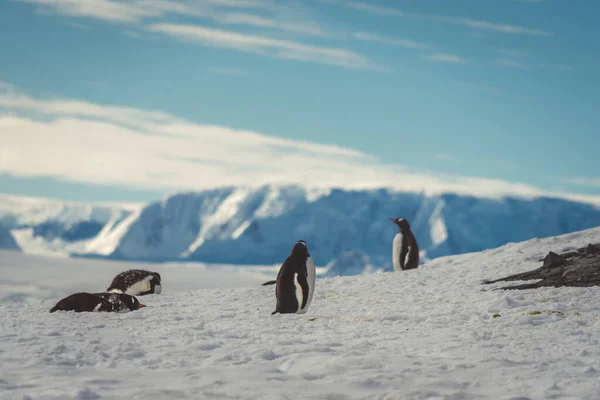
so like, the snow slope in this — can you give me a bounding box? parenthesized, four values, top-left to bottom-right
(1, 227, 600, 399)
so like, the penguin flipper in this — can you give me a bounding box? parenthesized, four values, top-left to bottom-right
(297, 273, 310, 310)
(262, 280, 277, 286)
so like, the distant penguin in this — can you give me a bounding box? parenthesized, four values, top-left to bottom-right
(391, 217, 419, 271)
(93, 292, 146, 312)
(107, 269, 162, 296)
(271, 240, 316, 315)
(49, 292, 114, 313)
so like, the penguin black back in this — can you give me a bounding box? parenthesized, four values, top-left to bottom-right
(391, 217, 419, 270)
(49, 292, 114, 313)
(107, 269, 162, 296)
(93, 292, 146, 312)
(272, 240, 316, 315)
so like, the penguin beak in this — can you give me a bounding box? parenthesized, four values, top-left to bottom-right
(138, 303, 146, 308)
(390, 218, 395, 222)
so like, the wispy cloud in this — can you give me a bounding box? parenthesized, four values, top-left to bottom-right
(2, 83, 598, 204)
(497, 58, 529, 70)
(208, 67, 248, 76)
(353, 32, 427, 50)
(148, 23, 383, 71)
(423, 53, 468, 64)
(17, 0, 167, 23)
(344, 1, 551, 37)
(346, 1, 406, 17)
(16, 0, 328, 37)
(564, 177, 600, 188)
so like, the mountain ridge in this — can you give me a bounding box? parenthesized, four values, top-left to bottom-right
(3, 185, 599, 275)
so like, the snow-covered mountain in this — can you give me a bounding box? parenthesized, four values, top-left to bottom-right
(0, 222, 20, 251)
(0, 194, 140, 256)
(2, 186, 600, 275)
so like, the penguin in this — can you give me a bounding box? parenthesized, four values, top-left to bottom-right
(390, 217, 419, 271)
(106, 269, 162, 296)
(93, 292, 146, 313)
(49, 292, 115, 313)
(271, 240, 316, 315)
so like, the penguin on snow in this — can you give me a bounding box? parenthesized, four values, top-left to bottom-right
(271, 240, 316, 315)
(49, 292, 145, 313)
(390, 217, 420, 271)
(106, 269, 162, 296)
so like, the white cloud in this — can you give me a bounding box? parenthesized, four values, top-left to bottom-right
(353, 32, 427, 50)
(344, 1, 551, 37)
(454, 17, 550, 36)
(423, 53, 468, 64)
(1, 84, 599, 205)
(148, 23, 383, 71)
(17, 0, 168, 23)
(16, 0, 327, 36)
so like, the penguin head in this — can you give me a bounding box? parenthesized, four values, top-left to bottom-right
(120, 294, 146, 311)
(150, 272, 162, 294)
(291, 240, 309, 256)
(391, 217, 410, 231)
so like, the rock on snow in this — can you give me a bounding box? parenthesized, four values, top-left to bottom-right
(1, 227, 600, 399)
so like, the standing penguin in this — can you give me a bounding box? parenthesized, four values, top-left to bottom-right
(391, 217, 420, 271)
(271, 240, 316, 315)
(106, 269, 162, 296)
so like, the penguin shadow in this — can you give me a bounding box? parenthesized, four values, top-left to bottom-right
(263, 217, 421, 318)
(48, 269, 162, 314)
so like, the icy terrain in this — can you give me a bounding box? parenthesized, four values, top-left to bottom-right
(1, 227, 600, 399)
(0, 193, 140, 256)
(3, 187, 600, 276)
(0, 223, 19, 251)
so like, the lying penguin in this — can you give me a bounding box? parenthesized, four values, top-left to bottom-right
(49, 292, 145, 313)
(271, 240, 316, 315)
(106, 269, 162, 296)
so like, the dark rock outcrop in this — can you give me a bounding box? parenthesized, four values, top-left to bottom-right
(484, 243, 600, 290)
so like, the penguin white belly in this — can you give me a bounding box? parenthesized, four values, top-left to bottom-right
(124, 276, 152, 296)
(297, 256, 316, 314)
(392, 232, 404, 271)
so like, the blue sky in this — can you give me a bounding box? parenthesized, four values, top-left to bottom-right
(1, 0, 599, 203)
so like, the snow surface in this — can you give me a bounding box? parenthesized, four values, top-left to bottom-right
(2, 227, 600, 399)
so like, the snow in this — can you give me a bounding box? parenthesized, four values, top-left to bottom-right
(2, 227, 600, 398)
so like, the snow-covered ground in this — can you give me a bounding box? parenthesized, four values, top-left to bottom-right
(0, 251, 271, 303)
(2, 227, 600, 399)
